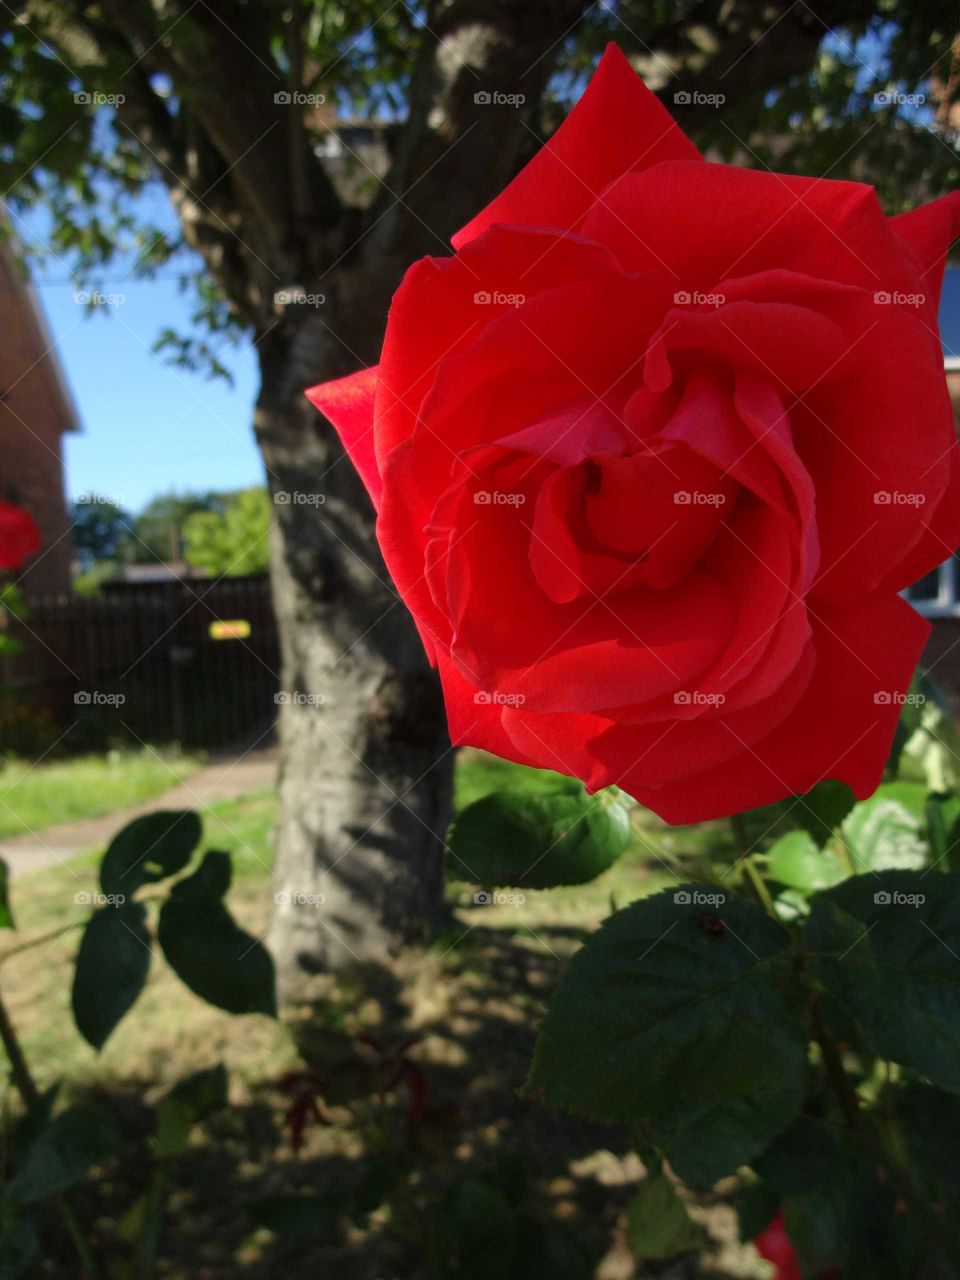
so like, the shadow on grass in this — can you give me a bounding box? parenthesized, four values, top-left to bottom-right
(23, 920, 755, 1280)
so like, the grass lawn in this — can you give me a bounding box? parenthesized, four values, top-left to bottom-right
(0, 748, 201, 840)
(0, 752, 762, 1279)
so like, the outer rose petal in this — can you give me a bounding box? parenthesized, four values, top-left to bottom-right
(888, 190, 960, 319)
(583, 162, 921, 293)
(437, 651, 538, 769)
(0, 504, 41, 570)
(453, 44, 701, 250)
(305, 367, 381, 510)
(622, 594, 930, 824)
(799, 307, 957, 602)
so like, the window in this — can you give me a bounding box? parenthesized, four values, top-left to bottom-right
(907, 557, 960, 618)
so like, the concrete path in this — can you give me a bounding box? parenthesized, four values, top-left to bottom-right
(0, 749, 277, 879)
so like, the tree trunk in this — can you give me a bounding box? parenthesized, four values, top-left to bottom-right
(256, 306, 453, 994)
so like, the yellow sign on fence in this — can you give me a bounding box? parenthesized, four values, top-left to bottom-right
(209, 619, 251, 641)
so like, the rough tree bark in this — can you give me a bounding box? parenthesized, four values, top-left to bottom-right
(257, 301, 454, 980)
(253, 2, 591, 988)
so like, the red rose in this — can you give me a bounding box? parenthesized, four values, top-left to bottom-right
(754, 1213, 802, 1280)
(307, 44, 960, 823)
(0, 504, 41, 571)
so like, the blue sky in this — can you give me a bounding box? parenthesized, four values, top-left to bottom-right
(16, 191, 263, 514)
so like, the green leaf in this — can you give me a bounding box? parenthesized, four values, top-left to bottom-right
(870, 781, 928, 821)
(72, 902, 151, 1049)
(0, 1213, 40, 1279)
(887, 1082, 960, 1211)
(792, 779, 857, 847)
(926, 793, 960, 873)
(752, 1116, 848, 1194)
(100, 810, 202, 898)
(807, 872, 960, 1092)
(248, 1194, 339, 1244)
(436, 1180, 518, 1278)
(154, 1064, 228, 1157)
(625, 1172, 705, 1259)
(449, 786, 631, 888)
(0, 858, 14, 930)
(526, 887, 809, 1183)
(157, 852, 276, 1016)
(841, 793, 927, 875)
(900, 696, 960, 795)
(782, 1172, 896, 1280)
(116, 1179, 164, 1267)
(733, 1177, 779, 1243)
(9, 1104, 119, 1204)
(766, 830, 845, 894)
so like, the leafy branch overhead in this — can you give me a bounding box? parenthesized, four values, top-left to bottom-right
(2, 0, 956, 348)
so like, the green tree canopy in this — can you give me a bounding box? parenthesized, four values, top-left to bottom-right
(130, 492, 218, 564)
(182, 487, 271, 578)
(70, 498, 132, 566)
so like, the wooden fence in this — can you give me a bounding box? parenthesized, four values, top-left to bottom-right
(1, 575, 280, 753)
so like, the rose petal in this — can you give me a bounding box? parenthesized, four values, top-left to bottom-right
(583, 161, 920, 294)
(623, 594, 929, 822)
(437, 651, 538, 770)
(305, 367, 382, 510)
(453, 44, 701, 251)
(800, 307, 957, 601)
(375, 226, 622, 469)
(888, 190, 960, 319)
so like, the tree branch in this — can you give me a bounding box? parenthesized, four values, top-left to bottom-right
(369, 0, 589, 264)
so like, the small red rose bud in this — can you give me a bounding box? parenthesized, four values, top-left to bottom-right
(0, 504, 41, 571)
(754, 1212, 802, 1280)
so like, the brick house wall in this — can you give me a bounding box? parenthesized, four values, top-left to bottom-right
(0, 234, 79, 597)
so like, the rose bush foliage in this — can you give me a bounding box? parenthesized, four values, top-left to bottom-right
(307, 44, 960, 824)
